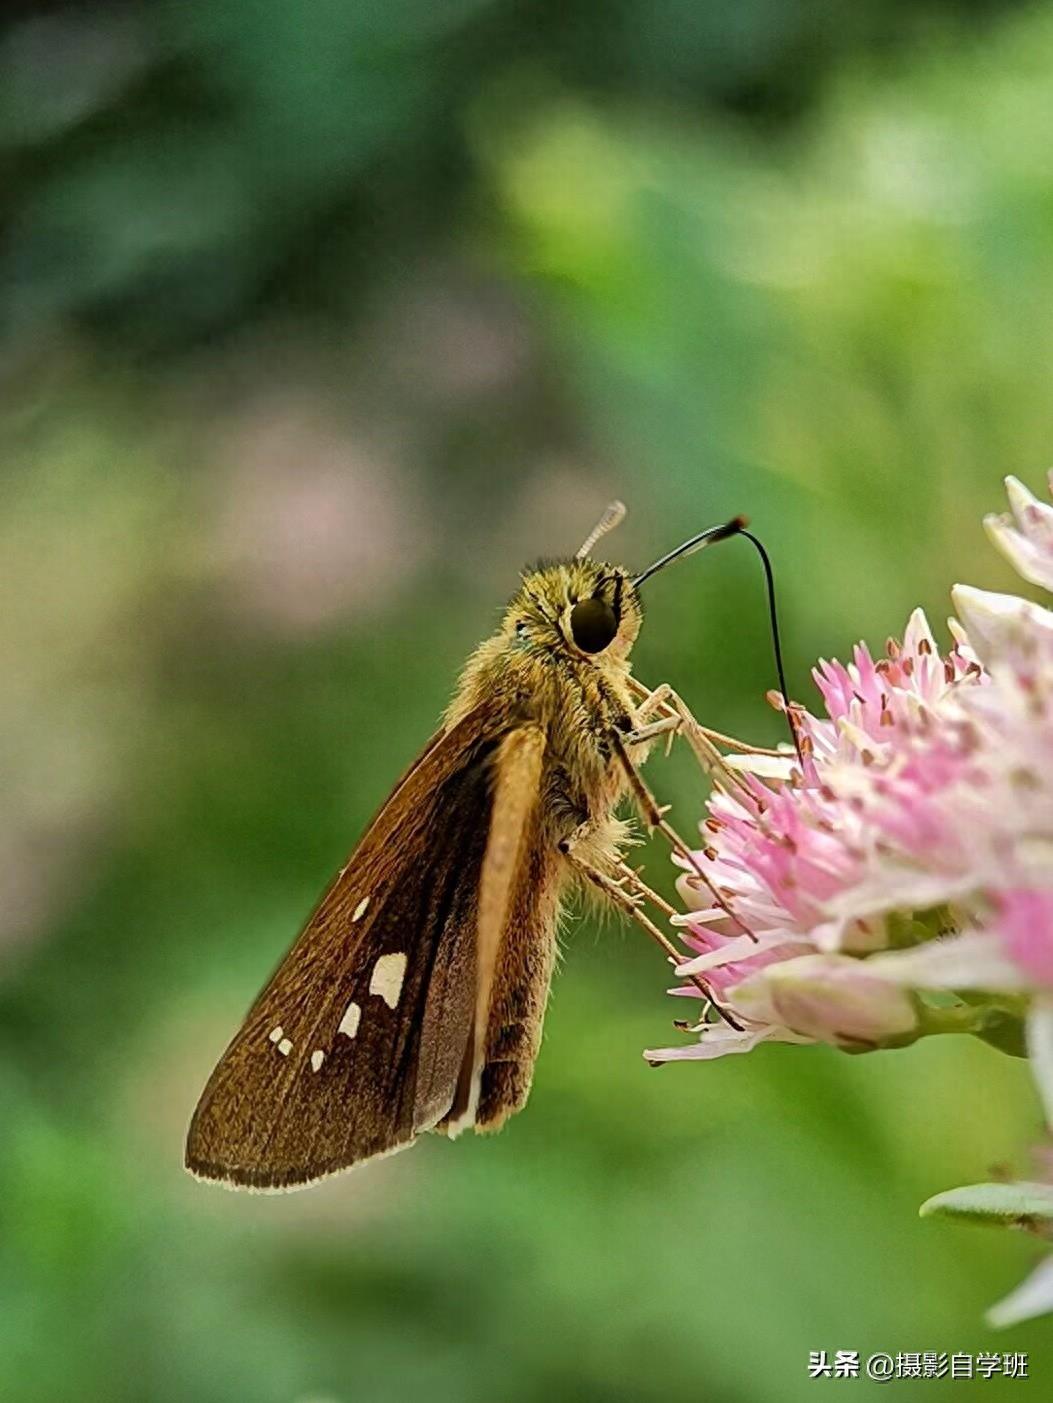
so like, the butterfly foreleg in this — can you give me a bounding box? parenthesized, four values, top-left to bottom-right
(628, 677, 787, 769)
(629, 680, 674, 726)
(627, 678, 749, 791)
(625, 715, 680, 759)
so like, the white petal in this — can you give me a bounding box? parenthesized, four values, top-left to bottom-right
(867, 932, 1031, 991)
(1027, 999, 1053, 1128)
(1005, 474, 1051, 529)
(676, 869, 717, 913)
(951, 584, 1053, 664)
(985, 515, 1053, 594)
(645, 1025, 786, 1061)
(676, 932, 799, 975)
(902, 607, 937, 655)
(824, 869, 979, 924)
(723, 753, 796, 779)
(671, 908, 732, 927)
(986, 1255, 1053, 1329)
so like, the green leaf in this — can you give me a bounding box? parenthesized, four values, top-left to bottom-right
(920, 1182, 1053, 1232)
(973, 1011, 1029, 1058)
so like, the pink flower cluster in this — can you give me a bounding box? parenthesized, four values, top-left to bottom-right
(650, 474, 1053, 1329)
(651, 474, 1053, 1064)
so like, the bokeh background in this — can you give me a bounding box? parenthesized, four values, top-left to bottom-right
(4, 1, 1053, 1399)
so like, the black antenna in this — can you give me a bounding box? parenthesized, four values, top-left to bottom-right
(738, 529, 803, 769)
(633, 516, 803, 768)
(631, 515, 747, 589)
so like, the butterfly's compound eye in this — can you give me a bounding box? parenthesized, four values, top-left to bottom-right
(569, 597, 618, 653)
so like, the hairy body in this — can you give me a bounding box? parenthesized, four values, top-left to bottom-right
(186, 543, 684, 1191)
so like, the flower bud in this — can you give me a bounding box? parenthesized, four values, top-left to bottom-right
(951, 584, 1053, 667)
(732, 953, 919, 1050)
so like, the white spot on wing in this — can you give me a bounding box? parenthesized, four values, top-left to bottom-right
(352, 895, 371, 922)
(277, 1038, 293, 1056)
(338, 1000, 361, 1039)
(268, 1026, 283, 1043)
(369, 952, 407, 1009)
(311, 1049, 325, 1072)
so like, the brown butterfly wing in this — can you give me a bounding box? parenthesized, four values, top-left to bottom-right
(185, 703, 519, 1191)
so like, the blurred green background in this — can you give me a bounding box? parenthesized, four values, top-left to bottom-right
(4, 1, 1053, 1399)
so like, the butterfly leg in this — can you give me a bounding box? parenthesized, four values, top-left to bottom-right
(611, 860, 731, 1030)
(626, 680, 747, 793)
(624, 713, 680, 755)
(630, 680, 674, 726)
(612, 859, 680, 922)
(561, 840, 744, 1030)
(608, 728, 758, 942)
(627, 677, 788, 771)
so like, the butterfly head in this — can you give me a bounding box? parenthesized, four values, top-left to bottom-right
(505, 559, 643, 664)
